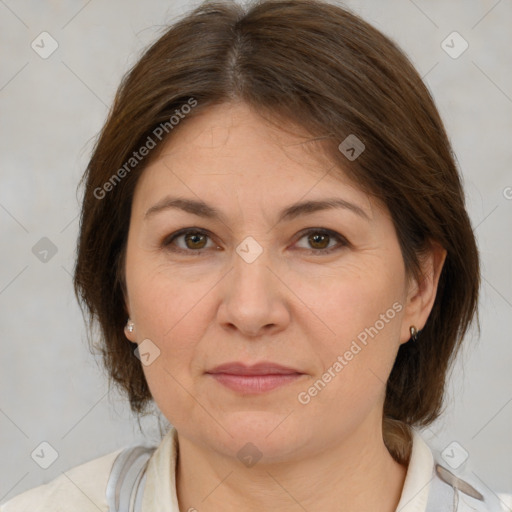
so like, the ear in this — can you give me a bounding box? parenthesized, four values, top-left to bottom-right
(399, 241, 447, 344)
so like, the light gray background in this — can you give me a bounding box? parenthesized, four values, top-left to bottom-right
(1, 0, 511, 504)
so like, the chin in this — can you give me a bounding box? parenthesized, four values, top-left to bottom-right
(208, 412, 305, 461)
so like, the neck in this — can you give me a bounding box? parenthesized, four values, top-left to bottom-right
(175, 421, 408, 512)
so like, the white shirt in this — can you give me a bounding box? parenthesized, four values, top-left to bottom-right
(2, 426, 511, 511)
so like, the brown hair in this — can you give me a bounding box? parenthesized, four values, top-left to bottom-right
(73, 0, 479, 463)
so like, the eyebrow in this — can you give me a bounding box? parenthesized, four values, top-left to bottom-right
(144, 196, 370, 223)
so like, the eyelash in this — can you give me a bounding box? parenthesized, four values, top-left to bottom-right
(161, 227, 349, 256)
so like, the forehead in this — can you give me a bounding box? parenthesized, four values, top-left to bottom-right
(133, 101, 373, 213)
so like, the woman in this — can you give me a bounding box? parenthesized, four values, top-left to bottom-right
(2, 0, 510, 511)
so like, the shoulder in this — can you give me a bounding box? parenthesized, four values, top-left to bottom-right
(405, 429, 512, 512)
(0, 447, 125, 512)
(423, 437, 512, 512)
(428, 462, 512, 512)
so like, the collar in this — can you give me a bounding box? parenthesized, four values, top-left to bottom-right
(141, 425, 435, 512)
(141, 425, 180, 511)
(395, 428, 435, 512)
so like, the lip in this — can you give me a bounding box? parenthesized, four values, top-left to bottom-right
(206, 361, 303, 375)
(205, 362, 305, 394)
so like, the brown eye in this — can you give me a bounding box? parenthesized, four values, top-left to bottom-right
(294, 228, 348, 255)
(308, 232, 330, 249)
(183, 232, 208, 250)
(163, 228, 215, 255)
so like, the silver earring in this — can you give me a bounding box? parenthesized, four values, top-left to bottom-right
(410, 325, 418, 342)
(126, 319, 135, 333)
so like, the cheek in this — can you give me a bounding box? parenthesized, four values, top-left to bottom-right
(295, 255, 405, 337)
(128, 266, 210, 424)
(128, 255, 212, 332)
(126, 259, 225, 387)
(292, 280, 404, 437)
(293, 257, 406, 392)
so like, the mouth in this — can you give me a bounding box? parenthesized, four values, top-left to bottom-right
(205, 362, 306, 394)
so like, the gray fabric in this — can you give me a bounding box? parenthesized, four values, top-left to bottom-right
(425, 462, 506, 512)
(425, 467, 457, 512)
(106, 446, 156, 512)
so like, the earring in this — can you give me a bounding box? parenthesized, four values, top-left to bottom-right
(125, 319, 135, 333)
(409, 325, 418, 342)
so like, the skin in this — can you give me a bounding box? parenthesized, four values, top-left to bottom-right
(123, 101, 446, 512)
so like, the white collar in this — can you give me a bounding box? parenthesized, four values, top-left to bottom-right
(141, 425, 180, 511)
(395, 428, 435, 512)
(141, 425, 434, 512)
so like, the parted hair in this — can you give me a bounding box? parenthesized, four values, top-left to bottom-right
(73, 0, 480, 464)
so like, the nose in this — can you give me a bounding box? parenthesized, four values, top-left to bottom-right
(217, 247, 291, 338)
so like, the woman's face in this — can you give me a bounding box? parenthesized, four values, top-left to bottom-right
(124, 101, 425, 462)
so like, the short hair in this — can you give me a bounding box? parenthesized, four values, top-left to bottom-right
(73, 0, 480, 464)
